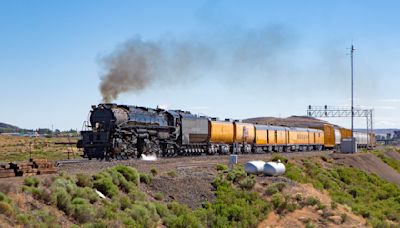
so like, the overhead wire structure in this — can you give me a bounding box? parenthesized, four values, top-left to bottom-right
(307, 105, 374, 148)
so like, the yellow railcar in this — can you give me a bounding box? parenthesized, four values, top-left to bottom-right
(208, 121, 234, 143)
(340, 127, 352, 139)
(254, 125, 288, 145)
(255, 125, 268, 145)
(287, 128, 310, 145)
(312, 129, 325, 145)
(233, 122, 255, 143)
(311, 124, 336, 148)
(275, 129, 288, 145)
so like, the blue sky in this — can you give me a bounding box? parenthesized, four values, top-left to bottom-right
(1, 0, 399, 130)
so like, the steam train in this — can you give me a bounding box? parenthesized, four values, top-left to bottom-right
(77, 104, 375, 160)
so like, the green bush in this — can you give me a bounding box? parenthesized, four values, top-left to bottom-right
(265, 185, 278, 196)
(271, 193, 284, 209)
(238, 175, 256, 190)
(0, 201, 14, 216)
(285, 164, 304, 182)
(38, 188, 52, 203)
(51, 177, 77, 195)
(139, 173, 153, 184)
(226, 165, 246, 183)
(154, 202, 171, 218)
(305, 221, 315, 228)
(0, 192, 12, 204)
(201, 165, 272, 227)
(287, 203, 297, 212)
(128, 187, 146, 202)
(304, 196, 320, 206)
(372, 150, 400, 173)
(125, 203, 159, 227)
(295, 193, 303, 201)
(284, 158, 400, 226)
(93, 177, 119, 198)
(150, 168, 158, 176)
(52, 188, 72, 214)
(76, 173, 93, 188)
(167, 213, 203, 228)
(265, 182, 286, 196)
(16, 213, 30, 225)
(317, 203, 326, 210)
(74, 187, 98, 203)
(113, 165, 139, 185)
(30, 187, 43, 200)
(119, 195, 131, 210)
(167, 171, 177, 178)
(216, 164, 228, 171)
(271, 154, 288, 163)
(70, 198, 95, 224)
(275, 182, 286, 191)
(24, 177, 39, 187)
(154, 192, 164, 201)
(33, 210, 58, 227)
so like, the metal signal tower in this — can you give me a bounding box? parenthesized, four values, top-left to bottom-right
(307, 105, 374, 148)
(351, 45, 355, 142)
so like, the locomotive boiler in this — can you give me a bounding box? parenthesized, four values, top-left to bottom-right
(77, 103, 210, 159)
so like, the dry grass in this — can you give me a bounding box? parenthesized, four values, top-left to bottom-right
(0, 136, 80, 162)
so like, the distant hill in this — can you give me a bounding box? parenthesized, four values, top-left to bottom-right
(355, 128, 400, 135)
(0, 122, 20, 133)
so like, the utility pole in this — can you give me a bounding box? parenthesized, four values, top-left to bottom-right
(350, 45, 355, 152)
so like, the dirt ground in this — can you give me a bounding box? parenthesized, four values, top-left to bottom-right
(257, 182, 368, 227)
(0, 148, 398, 227)
(385, 150, 400, 161)
(0, 149, 399, 199)
(0, 150, 333, 209)
(141, 166, 216, 209)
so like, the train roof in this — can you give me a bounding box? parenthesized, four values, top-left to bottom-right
(255, 125, 289, 131)
(288, 127, 323, 132)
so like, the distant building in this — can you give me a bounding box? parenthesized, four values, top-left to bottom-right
(394, 131, 400, 140)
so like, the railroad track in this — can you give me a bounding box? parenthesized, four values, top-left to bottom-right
(55, 150, 335, 165)
(55, 159, 93, 166)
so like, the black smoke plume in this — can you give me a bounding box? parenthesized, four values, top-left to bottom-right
(99, 26, 293, 102)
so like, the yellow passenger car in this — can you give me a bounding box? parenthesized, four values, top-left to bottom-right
(233, 122, 255, 143)
(312, 129, 324, 145)
(254, 125, 288, 145)
(287, 128, 310, 145)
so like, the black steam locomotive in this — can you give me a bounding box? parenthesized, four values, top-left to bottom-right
(77, 103, 210, 160)
(78, 103, 335, 160)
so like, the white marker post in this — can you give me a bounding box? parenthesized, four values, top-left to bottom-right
(229, 154, 238, 170)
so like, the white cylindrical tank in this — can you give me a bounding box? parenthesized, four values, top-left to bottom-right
(263, 161, 286, 176)
(245, 161, 266, 174)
